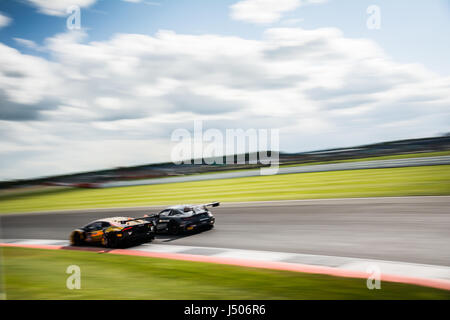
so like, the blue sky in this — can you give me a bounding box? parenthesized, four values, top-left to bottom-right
(0, 0, 449, 179)
(1, 0, 449, 74)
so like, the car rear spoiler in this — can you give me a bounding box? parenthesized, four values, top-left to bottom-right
(204, 202, 220, 207)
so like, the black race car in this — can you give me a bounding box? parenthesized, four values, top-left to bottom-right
(70, 216, 156, 248)
(144, 202, 219, 235)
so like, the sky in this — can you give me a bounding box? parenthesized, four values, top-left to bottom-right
(0, 0, 449, 180)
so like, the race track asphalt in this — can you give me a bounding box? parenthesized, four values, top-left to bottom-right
(1, 197, 449, 266)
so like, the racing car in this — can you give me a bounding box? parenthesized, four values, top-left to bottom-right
(144, 202, 219, 235)
(70, 216, 155, 248)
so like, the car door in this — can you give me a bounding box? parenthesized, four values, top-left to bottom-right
(85, 222, 107, 242)
(96, 222, 111, 241)
(157, 209, 171, 230)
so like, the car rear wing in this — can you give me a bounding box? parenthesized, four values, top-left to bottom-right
(204, 202, 220, 207)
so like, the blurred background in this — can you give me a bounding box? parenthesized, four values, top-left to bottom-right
(0, 0, 449, 300)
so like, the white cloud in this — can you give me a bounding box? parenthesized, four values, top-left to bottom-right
(25, 0, 98, 16)
(0, 12, 12, 28)
(13, 38, 37, 49)
(122, 0, 161, 5)
(0, 44, 60, 105)
(13, 38, 43, 51)
(230, 0, 327, 24)
(0, 27, 449, 179)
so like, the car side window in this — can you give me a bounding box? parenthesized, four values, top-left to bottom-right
(85, 223, 97, 231)
(169, 210, 181, 216)
(159, 209, 171, 217)
(101, 222, 110, 229)
(85, 222, 104, 231)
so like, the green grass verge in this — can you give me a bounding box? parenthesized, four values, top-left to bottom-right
(0, 165, 449, 214)
(279, 150, 450, 168)
(2, 247, 449, 300)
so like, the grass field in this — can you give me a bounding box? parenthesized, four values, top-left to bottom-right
(279, 150, 450, 167)
(0, 165, 449, 214)
(1, 247, 449, 300)
(157, 150, 450, 174)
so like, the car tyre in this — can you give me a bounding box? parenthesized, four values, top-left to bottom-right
(71, 232, 83, 246)
(168, 222, 180, 235)
(102, 233, 118, 248)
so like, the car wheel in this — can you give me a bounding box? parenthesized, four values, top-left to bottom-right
(71, 232, 83, 246)
(102, 234, 117, 248)
(146, 234, 155, 243)
(168, 222, 180, 235)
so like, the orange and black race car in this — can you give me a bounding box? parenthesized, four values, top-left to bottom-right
(70, 216, 155, 248)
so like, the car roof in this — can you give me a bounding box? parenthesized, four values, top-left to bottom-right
(94, 217, 133, 223)
(167, 204, 207, 210)
(163, 205, 208, 215)
(167, 205, 190, 210)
